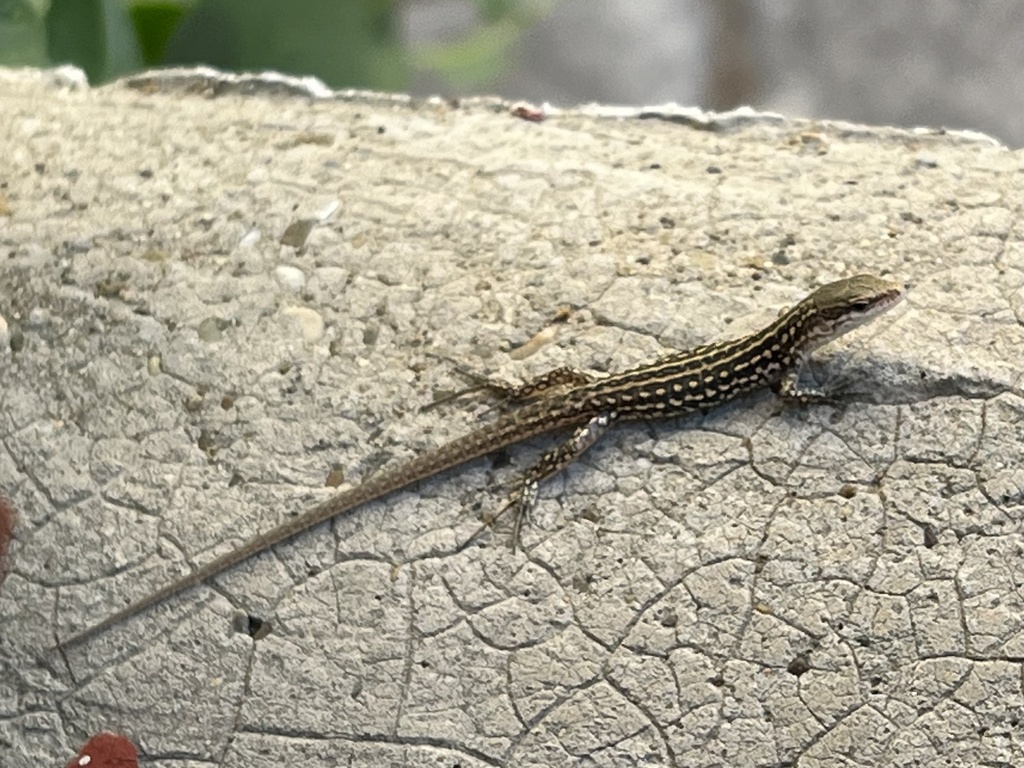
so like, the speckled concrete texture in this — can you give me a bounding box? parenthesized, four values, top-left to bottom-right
(1, 67, 1022, 768)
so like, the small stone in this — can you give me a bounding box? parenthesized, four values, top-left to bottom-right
(787, 655, 811, 676)
(28, 307, 49, 327)
(238, 228, 261, 248)
(275, 265, 306, 292)
(8, 324, 24, 352)
(197, 317, 226, 342)
(280, 218, 315, 249)
(282, 306, 325, 341)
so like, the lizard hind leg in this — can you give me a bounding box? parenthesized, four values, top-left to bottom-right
(494, 412, 615, 550)
(424, 365, 598, 413)
(504, 366, 599, 402)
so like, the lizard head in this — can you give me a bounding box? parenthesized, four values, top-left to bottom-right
(796, 274, 905, 352)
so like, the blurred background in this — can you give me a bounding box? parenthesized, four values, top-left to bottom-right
(2, 0, 1021, 147)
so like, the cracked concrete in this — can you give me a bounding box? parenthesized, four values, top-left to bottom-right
(0, 66, 1022, 768)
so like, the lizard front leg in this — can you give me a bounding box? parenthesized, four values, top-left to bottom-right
(773, 356, 833, 404)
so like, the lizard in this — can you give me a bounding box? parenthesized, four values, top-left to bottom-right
(56, 274, 904, 648)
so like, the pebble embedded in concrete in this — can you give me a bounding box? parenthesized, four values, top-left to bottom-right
(275, 265, 306, 292)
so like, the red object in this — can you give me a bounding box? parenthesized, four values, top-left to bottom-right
(0, 496, 15, 587)
(510, 101, 546, 122)
(66, 732, 139, 768)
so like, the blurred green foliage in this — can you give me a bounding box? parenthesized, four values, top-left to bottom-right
(412, 0, 546, 88)
(0, 0, 546, 91)
(46, 0, 144, 82)
(0, 0, 49, 68)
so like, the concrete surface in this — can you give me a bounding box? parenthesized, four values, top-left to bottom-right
(0, 66, 1022, 768)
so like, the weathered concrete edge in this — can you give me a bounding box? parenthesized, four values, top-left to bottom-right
(6, 63, 1007, 149)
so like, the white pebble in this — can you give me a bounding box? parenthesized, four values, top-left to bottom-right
(275, 265, 306, 292)
(28, 307, 49, 327)
(238, 228, 261, 248)
(315, 200, 340, 221)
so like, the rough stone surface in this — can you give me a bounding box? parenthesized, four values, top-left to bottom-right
(0, 67, 1022, 768)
